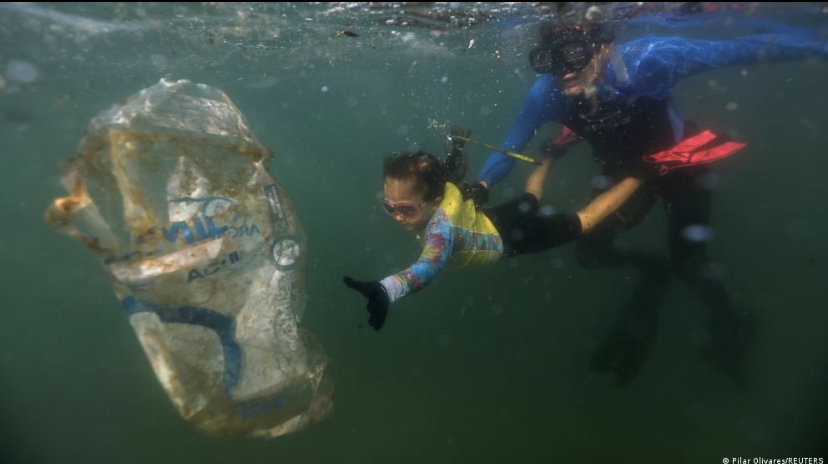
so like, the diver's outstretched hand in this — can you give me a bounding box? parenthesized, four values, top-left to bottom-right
(343, 276, 389, 331)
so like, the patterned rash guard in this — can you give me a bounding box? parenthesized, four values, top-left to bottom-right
(379, 182, 503, 304)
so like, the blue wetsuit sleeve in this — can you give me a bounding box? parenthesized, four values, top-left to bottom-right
(476, 77, 567, 187)
(631, 33, 828, 99)
(379, 209, 453, 304)
(477, 31, 826, 186)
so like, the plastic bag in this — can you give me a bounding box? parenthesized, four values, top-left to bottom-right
(44, 78, 334, 438)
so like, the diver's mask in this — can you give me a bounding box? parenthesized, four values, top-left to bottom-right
(529, 23, 615, 76)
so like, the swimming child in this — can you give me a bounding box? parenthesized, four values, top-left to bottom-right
(343, 128, 642, 330)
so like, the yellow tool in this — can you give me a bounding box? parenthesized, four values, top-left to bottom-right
(452, 135, 541, 165)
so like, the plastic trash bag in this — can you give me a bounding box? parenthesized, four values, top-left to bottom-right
(44, 78, 334, 438)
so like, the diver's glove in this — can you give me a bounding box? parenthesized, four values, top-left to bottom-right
(343, 276, 390, 331)
(461, 182, 489, 208)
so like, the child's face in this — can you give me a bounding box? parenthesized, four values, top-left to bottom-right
(382, 176, 440, 231)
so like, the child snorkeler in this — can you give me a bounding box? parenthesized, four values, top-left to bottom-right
(344, 128, 642, 331)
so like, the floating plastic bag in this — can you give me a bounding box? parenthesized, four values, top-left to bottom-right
(45, 78, 334, 438)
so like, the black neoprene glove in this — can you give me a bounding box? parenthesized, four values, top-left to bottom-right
(343, 276, 390, 331)
(461, 182, 489, 208)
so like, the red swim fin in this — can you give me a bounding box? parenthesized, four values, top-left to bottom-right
(667, 130, 718, 152)
(643, 130, 747, 175)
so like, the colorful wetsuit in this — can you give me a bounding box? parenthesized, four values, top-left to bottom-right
(379, 182, 503, 303)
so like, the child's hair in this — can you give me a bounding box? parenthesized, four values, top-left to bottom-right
(383, 146, 467, 202)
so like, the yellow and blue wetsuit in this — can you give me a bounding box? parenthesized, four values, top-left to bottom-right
(378, 182, 583, 303)
(379, 182, 503, 303)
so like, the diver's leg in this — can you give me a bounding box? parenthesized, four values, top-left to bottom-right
(577, 221, 673, 386)
(503, 189, 665, 387)
(512, 176, 672, 386)
(508, 174, 645, 255)
(518, 165, 644, 253)
(525, 157, 554, 201)
(577, 177, 644, 233)
(662, 167, 755, 386)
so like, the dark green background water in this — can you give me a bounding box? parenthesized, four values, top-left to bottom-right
(1, 3, 826, 463)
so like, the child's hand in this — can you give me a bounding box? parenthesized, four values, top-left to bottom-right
(343, 276, 390, 330)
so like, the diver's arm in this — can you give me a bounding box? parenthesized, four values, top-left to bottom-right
(524, 156, 555, 201)
(576, 177, 644, 233)
(476, 76, 567, 188)
(379, 210, 454, 304)
(634, 32, 827, 97)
